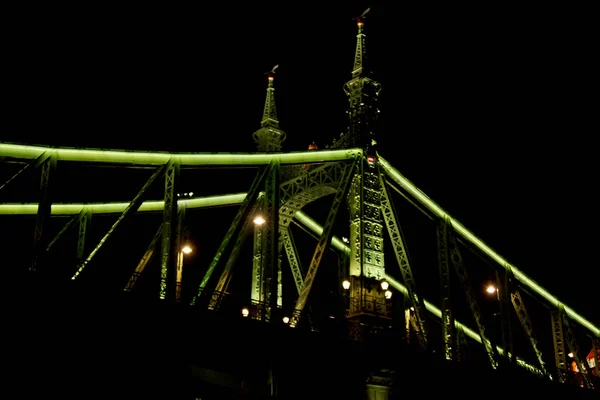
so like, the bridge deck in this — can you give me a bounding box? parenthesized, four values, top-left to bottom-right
(8, 282, 598, 399)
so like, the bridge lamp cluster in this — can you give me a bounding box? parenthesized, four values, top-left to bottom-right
(342, 279, 392, 299)
(381, 280, 392, 299)
(176, 192, 194, 197)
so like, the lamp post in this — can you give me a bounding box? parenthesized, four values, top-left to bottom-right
(176, 244, 192, 302)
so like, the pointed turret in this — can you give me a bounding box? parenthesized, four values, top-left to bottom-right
(253, 68, 286, 152)
(343, 12, 382, 150)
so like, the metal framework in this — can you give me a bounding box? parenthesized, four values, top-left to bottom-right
(30, 153, 55, 273)
(71, 163, 166, 280)
(436, 218, 454, 360)
(447, 228, 498, 369)
(289, 158, 358, 327)
(379, 172, 427, 347)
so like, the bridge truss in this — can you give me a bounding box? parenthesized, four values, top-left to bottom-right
(1, 142, 598, 393)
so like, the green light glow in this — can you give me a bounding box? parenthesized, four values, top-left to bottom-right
(0, 143, 361, 166)
(378, 156, 599, 337)
(0, 193, 247, 215)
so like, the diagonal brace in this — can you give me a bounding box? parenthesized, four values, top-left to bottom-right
(71, 164, 166, 280)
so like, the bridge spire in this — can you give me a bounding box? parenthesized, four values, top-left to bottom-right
(344, 8, 382, 150)
(253, 65, 286, 152)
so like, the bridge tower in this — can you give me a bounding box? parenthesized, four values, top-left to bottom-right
(343, 12, 389, 339)
(250, 70, 286, 320)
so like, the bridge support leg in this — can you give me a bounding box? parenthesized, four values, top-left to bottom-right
(30, 154, 56, 273)
(159, 159, 179, 301)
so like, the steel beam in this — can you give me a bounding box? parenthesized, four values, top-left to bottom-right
(379, 155, 599, 338)
(159, 159, 180, 301)
(71, 164, 165, 280)
(193, 162, 275, 303)
(379, 171, 427, 347)
(436, 218, 454, 361)
(30, 154, 56, 273)
(0, 143, 362, 166)
(289, 159, 358, 328)
(448, 228, 498, 369)
(124, 222, 163, 292)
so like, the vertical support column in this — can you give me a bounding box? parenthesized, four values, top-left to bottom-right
(551, 309, 568, 383)
(436, 219, 454, 361)
(175, 205, 186, 303)
(496, 268, 514, 365)
(30, 154, 56, 273)
(276, 237, 283, 309)
(251, 192, 266, 319)
(159, 158, 179, 301)
(264, 159, 280, 321)
(76, 209, 91, 272)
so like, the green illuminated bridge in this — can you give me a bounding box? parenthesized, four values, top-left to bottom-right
(1, 142, 598, 398)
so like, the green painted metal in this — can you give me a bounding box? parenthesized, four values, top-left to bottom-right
(30, 154, 56, 273)
(193, 161, 275, 303)
(0, 142, 361, 166)
(159, 159, 179, 300)
(289, 158, 359, 328)
(379, 155, 599, 338)
(71, 164, 165, 280)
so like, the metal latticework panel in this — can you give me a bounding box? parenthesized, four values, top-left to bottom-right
(448, 232, 498, 369)
(510, 290, 549, 377)
(379, 172, 427, 347)
(436, 219, 454, 360)
(174, 206, 185, 303)
(251, 193, 266, 308)
(263, 159, 280, 320)
(496, 268, 514, 365)
(551, 309, 568, 383)
(289, 159, 358, 327)
(160, 159, 179, 300)
(560, 307, 594, 389)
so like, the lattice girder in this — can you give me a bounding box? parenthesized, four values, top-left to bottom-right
(379, 172, 427, 347)
(192, 161, 275, 303)
(436, 219, 454, 360)
(560, 306, 595, 389)
(510, 290, 549, 378)
(448, 232, 498, 369)
(289, 158, 359, 327)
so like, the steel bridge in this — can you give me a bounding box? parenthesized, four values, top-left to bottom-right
(0, 142, 598, 399)
(1, 10, 598, 400)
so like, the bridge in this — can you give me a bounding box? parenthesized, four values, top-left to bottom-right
(1, 6, 598, 400)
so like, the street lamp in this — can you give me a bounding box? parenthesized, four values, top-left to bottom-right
(342, 280, 350, 290)
(241, 308, 250, 318)
(384, 290, 392, 299)
(486, 284, 497, 294)
(380, 280, 389, 291)
(253, 216, 266, 225)
(182, 245, 192, 254)
(283, 316, 290, 324)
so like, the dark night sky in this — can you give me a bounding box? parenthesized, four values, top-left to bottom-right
(2, 2, 597, 332)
